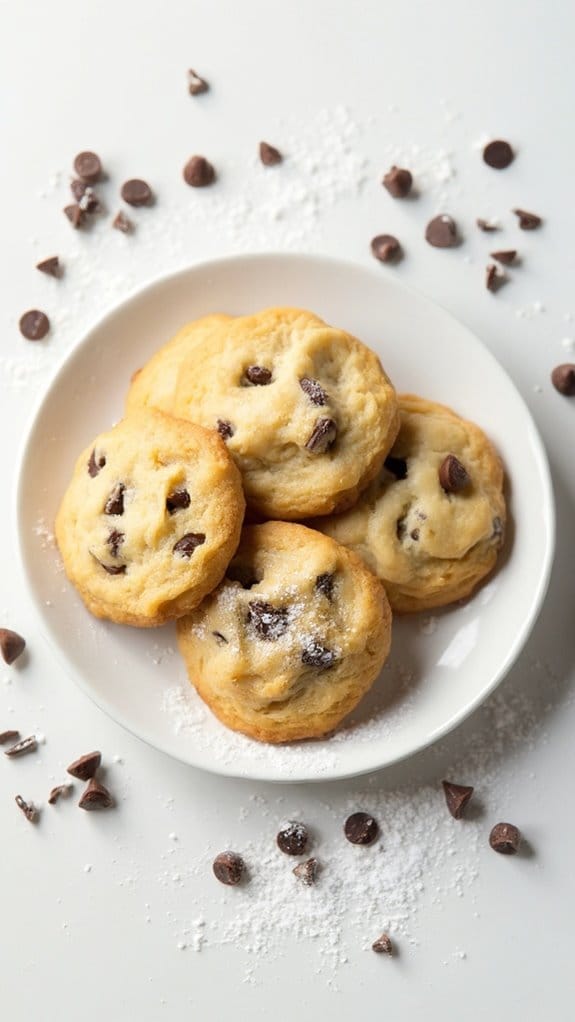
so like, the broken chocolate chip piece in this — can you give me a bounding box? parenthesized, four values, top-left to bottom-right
(5, 735, 37, 758)
(19, 310, 50, 341)
(305, 417, 337, 454)
(15, 795, 38, 823)
(513, 208, 541, 230)
(245, 365, 272, 386)
(277, 821, 308, 856)
(442, 780, 474, 819)
(315, 572, 335, 601)
(425, 214, 459, 248)
(212, 851, 244, 886)
(551, 363, 575, 396)
(67, 750, 102, 780)
(112, 210, 133, 233)
(300, 377, 328, 406)
(383, 166, 412, 198)
(439, 454, 470, 493)
(74, 151, 102, 184)
(88, 449, 106, 477)
(247, 601, 289, 640)
(301, 640, 337, 671)
(107, 530, 124, 558)
(36, 256, 61, 277)
(0, 730, 20, 745)
(183, 155, 215, 187)
(489, 822, 521, 854)
(293, 858, 318, 885)
(0, 628, 26, 665)
(477, 218, 499, 232)
(486, 264, 505, 292)
(166, 488, 191, 514)
(491, 249, 517, 266)
(344, 811, 379, 845)
(372, 933, 393, 954)
(212, 631, 228, 645)
(259, 141, 282, 166)
(48, 784, 71, 805)
(64, 203, 85, 228)
(371, 234, 402, 263)
(173, 533, 206, 558)
(188, 68, 209, 95)
(217, 419, 235, 440)
(121, 179, 153, 206)
(104, 483, 125, 516)
(483, 140, 514, 170)
(78, 777, 114, 810)
(384, 456, 407, 480)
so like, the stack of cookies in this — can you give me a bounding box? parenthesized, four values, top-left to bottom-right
(56, 308, 506, 743)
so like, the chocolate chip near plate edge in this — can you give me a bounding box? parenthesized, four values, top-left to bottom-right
(551, 363, 575, 395)
(371, 234, 402, 263)
(183, 155, 215, 187)
(442, 780, 474, 819)
(0, 730, 20, 745)
(439, 454, 470, 493)
(489, 822, 521, 854)
(4, 735, 37, 757)
(0, 628, 26, 664)
(48, 785, 70, 805)
(173, 532, 206, 558)
(372, 933, 393, 954)
(213, 851, 244, 885)
(217, 419, 235, 440)
(104, 483, 125, 516)
(247, 601, 289, 640)
(305, 417, 337, 453)
(476, 218, 499, 232)
(36, 256, 61, 277)
(259, 141, 283, 166)
(277, 820, 308, 856)
(425, 214, 459, 248)
(301, 640, 337, 670)
(293, 858, 318, 885)
(245, 365, 272, 385)
(78, 778, 114, 810)
(121, 178, 153, 206)
(382, 165, 412, 197)
(64, 203, 85, 228)
(486, 264, 504, 292)
(491, 249, 517, 265)
(19, 310, 50, 341)
(88, 449, 106, 476)
(67, 750, 102, 780)
(384, 455, 408, 480)
(188, 68, 209, 95)
(482, 139, 514, 170)
(73, 151, 102, 183)
(315, 572, 335, 600)
(15, 795, 38, 822)
(113, 211, 133, 233)
(300, 377, 328, 405)
(166, 488, 191, 513)
(344, 811, 379, 845)
(513, 208, 542, 230)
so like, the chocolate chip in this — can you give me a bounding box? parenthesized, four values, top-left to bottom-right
(247, 601, 289, 640)
(384, 456, 407, 480)
(212, 631, 228, 645)
(483, 140, 514, 170)
(36, 256, 61, 277)
(513, 208, 541, 230)
(48, 784, 71, 805)
(0, 628, 26, 665)
(315, 572, 335, 601)
(245, 365, 272, 386)
(104, 483, 125, 516)
(227, 564, 259, 589)
(183, 155, 215, 187)
(78, 778, 114, 811)
(410, 528, 420, 541)
(188, 68, 209, 95)
(4, 735, 37, 758)
(396, 516, 407, 540)
(213, 851, 244, 886)
(277, 821, 308, 856)
(0, 730, 20, 744)
(121, 179, 153, 206)
(217, 419, 235, 440)
(113, 210, 133, 233)
(477, 218, 500, 232)
(371, 234, 402, 263)
(442, 780, 474, 819)
(383, 165, 412, 198)
(344, 812, 379, 846)
(489, 822, 521, 855)
(78, 186, 101, 214)
(74, 151, 102, 183)
(15, 795, 38, 823)
(166, 488, 191, 514)
(106, 530, 124, 559)
(71, 178, 89, 202)
(300, 377, 328, 406)
(67, 750, 102, 780)
(305, 418, 337, 454)
(425, 214, 459, 248)
(91, 553, 126, 576)
(372, 933, 393, 954)
(293, 858, 318, 885)
(63, 203, 85, 228)
(19, 310, 50, 341)
(301, 640, 337, 671)
(259, 141, 282, 166)
(173, 533, 206, 558)
(439, 454, 470, 493)
(551, 363, 575, 396)
(486, 264, 505, 292)
(88, 449, 106, 477)
(491, 249, 517, 266)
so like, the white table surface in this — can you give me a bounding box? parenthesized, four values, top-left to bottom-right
(1, 0, 574, 1018)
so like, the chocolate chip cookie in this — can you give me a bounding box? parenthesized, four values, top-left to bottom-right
(176, 522, 392, 742)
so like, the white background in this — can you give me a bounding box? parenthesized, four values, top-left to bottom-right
(1, 1, 574, 1018)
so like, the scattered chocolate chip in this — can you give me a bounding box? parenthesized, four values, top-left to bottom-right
(67, 750, 102, 780)
(88, 449, 106, 477)
(121, 179, 153, 207)
(173, 533, 206, 558)
(78, 187, 101, 214)
(259, 141, 283, 166)
(4, 735, 37, 758)
(74, 151, 102, 183)
(439, 454, 470, 493)
(277, 821, 308, 856)
(36, 256, 61, 277)
(489, 822, 521, 855)
(217, 418, 234, 440)
(188, 68, 209, 95)
(227, 564, 259, 589)
(301, 640, 337, 671)
(107, 529, 124, 558)
(63, 203, 85, 228)
(15, 795, 38, 823)
(491, 249, 517, 266)
(306, 417, 337, 454)
(247, 601, 289, 640)
(0, 730, 20, 744)
(384, 456, 407, 480)
(19, 310, 50, 341)
(513, 208, 541, 230)
(0, 628, 26, 665)
(382, 165, 412, 198)
(245, 365, 272, 386)
(104, 483, 125, 516)
(425, 214, 459, 248)
(477, 218, 500, 232)
(315, 572, 334, 601)
(486, 264, 505, 292)
(372, 933, 393, 955)
(112, 210, 133, 233)
(483, 140, 514, 170)
(183, 155, 215, 187)
(293, 858, 318, 885)
(551, 363, 575, 396)
(442, 780, 474, 819)
(166, 488, 191, 514)
(91, 554, 127, 576)
(71, 178, 89, 202)
(48, 784, 71, 805)
(78, 778, 114, 810)
(300, 377, 328, 406)
(212, 631, 228, 645)
(410, 528, 420, 541)
(371, 234, 402, 263)
(213, 851, 244, 886)
(344, 812, 379, 845)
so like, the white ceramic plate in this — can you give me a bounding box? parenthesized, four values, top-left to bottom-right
(16, 253, 555, 782)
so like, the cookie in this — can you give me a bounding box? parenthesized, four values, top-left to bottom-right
(126, 307, 400, 520)
(312, 395, 506, 613)
(55, 409, 245, 627)
(176, 522, 392, 742)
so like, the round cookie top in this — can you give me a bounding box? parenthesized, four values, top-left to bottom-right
(55, 409, 245, 627)
(176, 522, 392, 742)
(313, 394, 506, 613)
